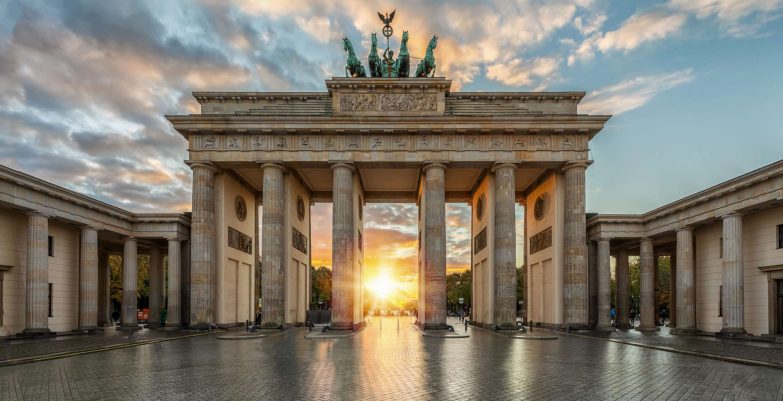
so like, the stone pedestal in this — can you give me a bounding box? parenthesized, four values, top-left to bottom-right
(148, 247, 162, 328)
(189, 162, 217, 329)
(493, 163, 516, 329)
(423, 163, 447, 330)
(615, 248, 631, 330)
(596, 239, 613, 331)
(721, 213, 746, 335)
(563, 161, 589, 328)
(261, 163, 286, 327)
(121, 237, 139, 330)
(23, 212, 50, 336)
(167, 239, 182, 328)
(674, 228, 696, 333)
(78, 226, 99, 331)
(330, 163, 355, 329)
(637, 238, 659, 332)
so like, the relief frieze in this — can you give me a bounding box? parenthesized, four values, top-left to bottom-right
(339, 93, 437, 112)
(193, 134, 589, 152)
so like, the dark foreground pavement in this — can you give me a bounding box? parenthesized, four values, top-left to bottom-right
(1, 318, 782, 400)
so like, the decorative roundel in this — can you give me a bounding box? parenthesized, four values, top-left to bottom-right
(234, 195, 247, 222)
(358, 195, 363, 220)
(476, 193, 486, 221)
(534, 193, 550, 222)
(297, 196, 305, 222)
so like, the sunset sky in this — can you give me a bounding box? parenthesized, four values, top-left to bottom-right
(1, 0, 781, 278)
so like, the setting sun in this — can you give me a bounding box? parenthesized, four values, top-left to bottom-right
(366, 273, 397, 300)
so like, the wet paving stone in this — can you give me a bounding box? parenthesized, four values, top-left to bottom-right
(1, 318, 782, 400)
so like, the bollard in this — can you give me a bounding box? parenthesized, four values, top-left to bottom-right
(529, 320, 533, 333)
(397, 317, 400, 331)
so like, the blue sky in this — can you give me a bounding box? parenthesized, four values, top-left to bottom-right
(0, 0, 781, 271)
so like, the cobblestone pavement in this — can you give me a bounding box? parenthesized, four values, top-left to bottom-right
(576, 326, 783, 367)
(0, 328, 207, 364)
(1, 318, 782, 400)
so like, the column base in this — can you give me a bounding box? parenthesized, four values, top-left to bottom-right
(19, 328, 54, 338)
(147, 322, 162, 329)
(118, 323, 141, 331)
(422, 323, 449, 331)
(494, 323, 518, 331)
(329, 322, 355, 330)
(671, 327, 699, 335)
(76, 325, 101, 333)
(595, 324, 615, 332)
(561, 323, 591, 331)
(635, 325, 660, 332)
(719, 327, 747, 336)
(615, 322, 632, 330)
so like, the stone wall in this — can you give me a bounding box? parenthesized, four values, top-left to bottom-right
(470, 174, 494, 326)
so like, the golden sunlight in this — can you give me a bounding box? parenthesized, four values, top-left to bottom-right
(365, 272, 397, 300)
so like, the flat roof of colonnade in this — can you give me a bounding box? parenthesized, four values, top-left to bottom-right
(168, 78, 611, 202)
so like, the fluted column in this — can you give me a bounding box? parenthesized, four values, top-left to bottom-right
(563, 161, 590, 328)
(637, 238, 658, 331)
(596, 239, 613, 331)
(422, 163, 447, 330)
(24, 212, 50, 335)
(261, 163, 286, 327)
(331, 163, 355, 329)
(588, 240, 598, 327)
(616, 248, 631, 330)
(121, 237, 139, 330)
(167, 239, 182, 328)
(189, 162, 217, 328)
(493, 163, 516, 329)
(674, 228, 696, 332)
(97, 250, 110, 326)
(78, 226, 99, 330)
(180, 241, 191, 326)
(148, 247, 162, 328)
(721, 213, 746, 334)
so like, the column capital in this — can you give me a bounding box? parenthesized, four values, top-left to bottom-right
(25, 211, 49, 218)
(80, 225, 99, 232)
(597, 237, 611, 244)
(330, 162, 355, 172)
(562, 160, 593, 172)
(720, 211, 743, 220)
(675, 226, 694, 233)
(260, 162, 286, 172)
(492, 162, 517, 173)
(640, 237, 653, 243)
(166, 237, 182, 243)
(186, 161, 218, 173)
(422, 162, 447, 173)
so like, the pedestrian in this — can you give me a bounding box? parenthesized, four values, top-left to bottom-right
(610, 307, 616, 325)
(630, 309, 636, 325)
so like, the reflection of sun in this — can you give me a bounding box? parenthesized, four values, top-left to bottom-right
(366, 272, 396, 300)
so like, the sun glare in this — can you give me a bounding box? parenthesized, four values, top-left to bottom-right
(366, 273, 396, 300)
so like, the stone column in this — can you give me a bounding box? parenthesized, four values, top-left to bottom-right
(616, 248, 631, 330)
(721, 213, 746, 334)
(493, 163, 516, 329)
(148, 247, 162, 328)
(637, 238, 658, 331)
(261, 163, 286, 327)
(121, 237, 139, 330)
(167, 239, 181, 328)
(669, 252, 677, 328)
(596, 239, 613, 331)
(189, 162, 217, 328)
(331, 163, 355, 329)
(78, 226, 99, 330)
(588, 240, 598, 327)
(674, 228, 696, 332)
(180, 241, 191, 326)
(23, 212, 50, 335)
(97, 250, 110, 326)
(563, 161, 590, 328)
(421, 163, 448, 330)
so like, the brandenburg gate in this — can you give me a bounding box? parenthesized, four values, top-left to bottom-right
(167, 76, 610, 331)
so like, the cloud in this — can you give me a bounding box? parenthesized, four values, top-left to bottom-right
(669, 0, 783, 36)
(486, 57, 561, 88)
(580, 68, 695, 115)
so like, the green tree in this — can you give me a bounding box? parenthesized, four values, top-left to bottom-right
(311, 266, 332, 308)
(109, 254, 150, 309)
(446, 270, 471, 312)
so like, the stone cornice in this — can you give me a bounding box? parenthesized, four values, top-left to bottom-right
(0, 164, 191, 231)
(325, 77, 452, 93)
(587, 159, 783, 237)
(193, 92, 328, 104)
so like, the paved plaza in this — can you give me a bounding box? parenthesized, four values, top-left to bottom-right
(1, 318, 782, 400)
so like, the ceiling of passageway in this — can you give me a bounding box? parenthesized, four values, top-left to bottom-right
(230, 163, 548, 202)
